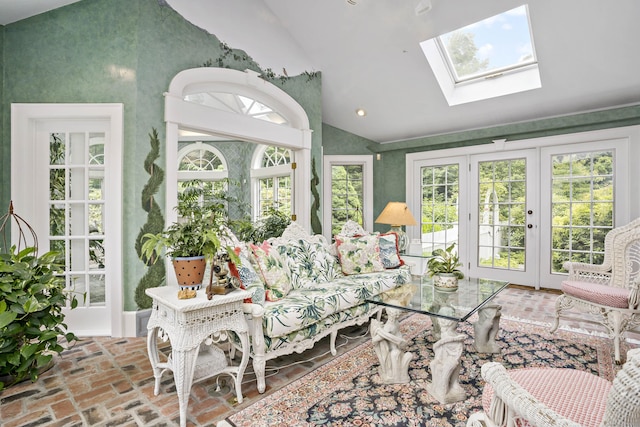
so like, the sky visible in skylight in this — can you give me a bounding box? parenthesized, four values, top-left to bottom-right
(440, 5, 535, 81)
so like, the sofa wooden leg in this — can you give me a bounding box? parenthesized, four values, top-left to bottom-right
(253, 356, 266, 393)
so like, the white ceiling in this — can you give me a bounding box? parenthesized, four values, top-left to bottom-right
(3, 0, 640, 144)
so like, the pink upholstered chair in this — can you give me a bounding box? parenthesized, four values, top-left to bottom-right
(550, 217, 640, 364)
(467, 348, 640, 427)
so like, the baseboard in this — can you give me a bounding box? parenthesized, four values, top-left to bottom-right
(121, 309, 151, 337)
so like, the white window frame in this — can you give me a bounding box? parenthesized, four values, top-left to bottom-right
(322, 155, 374, 241)
(251, 144, 293, 220)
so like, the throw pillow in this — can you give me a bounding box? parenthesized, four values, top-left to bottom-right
(377, 232, 404, 269)
(335, 234, 385, 275)
(228, 248, 266, 306)
(281, 239, 341, 288)
(250, 241, 292, 301)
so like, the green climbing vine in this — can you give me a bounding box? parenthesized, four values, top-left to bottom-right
(203, 42, 320, 85)
(134, 128, 166, 309)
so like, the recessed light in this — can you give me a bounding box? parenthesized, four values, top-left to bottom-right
(356, 108, 367, 117)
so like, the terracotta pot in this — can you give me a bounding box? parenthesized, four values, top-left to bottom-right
(172, 256, 206, 290)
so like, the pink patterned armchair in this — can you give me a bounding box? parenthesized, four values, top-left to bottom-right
(550, 217, 640, 364)
(467, 348, 640, 427)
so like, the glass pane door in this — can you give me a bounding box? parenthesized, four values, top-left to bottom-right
(469, 150, 538, 285)
(49, 131, 106, 307)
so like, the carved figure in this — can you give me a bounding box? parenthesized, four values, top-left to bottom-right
(474, 304, 502, 353)
(371, 307, 414, 384)
(427, 317, 466, 404)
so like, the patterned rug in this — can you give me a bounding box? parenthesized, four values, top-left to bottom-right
(221, 315, 628, 427)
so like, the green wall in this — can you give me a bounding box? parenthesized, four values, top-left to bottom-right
(323, 105, 640, 234)
(0, 0, 322, 311)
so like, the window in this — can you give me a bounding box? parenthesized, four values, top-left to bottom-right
(437, 5, 536, 83)
(549, 150, 614, 270)
(323, 155, 374, 241)
(420, 4, 541, 105)
(421, 163, 460, 255)
(177, 142, 228, 211)
(184, 92, 289, 125)
(252, 145, 292, 219)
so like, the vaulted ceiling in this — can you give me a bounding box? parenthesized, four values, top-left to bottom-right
(2, 0, 640, 144)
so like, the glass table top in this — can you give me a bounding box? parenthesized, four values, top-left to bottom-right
(366, 277, 509, 322)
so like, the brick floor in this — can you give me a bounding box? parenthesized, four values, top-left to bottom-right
(0, 285, 637, 426)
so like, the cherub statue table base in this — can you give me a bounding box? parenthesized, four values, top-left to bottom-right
(370, 306, 414, 384)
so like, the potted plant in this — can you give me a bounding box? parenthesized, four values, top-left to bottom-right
(427, 243, 464, 290)
(141, 181, 237, 290)
(0, 246, 80, 391)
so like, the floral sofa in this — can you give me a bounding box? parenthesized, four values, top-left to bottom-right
(229, 221, 412, 393)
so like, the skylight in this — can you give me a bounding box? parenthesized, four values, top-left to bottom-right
(421, 4, 541, 106)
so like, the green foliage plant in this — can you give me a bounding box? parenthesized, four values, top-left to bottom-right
(0, 247, 79, 391)
(251, 208, 291, 243)
(427, 243, 464, 279)
(140, 181, 238, 265)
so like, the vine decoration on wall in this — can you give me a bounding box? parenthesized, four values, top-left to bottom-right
(203, 42, 319, 85)
(134, 128, 166, 310)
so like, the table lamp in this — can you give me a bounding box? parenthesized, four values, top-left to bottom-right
(375, 202, 417, 252)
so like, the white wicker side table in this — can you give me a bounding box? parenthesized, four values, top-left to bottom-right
(145, 286, 250, 427)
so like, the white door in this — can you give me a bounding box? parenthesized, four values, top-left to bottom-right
(538, 140, 629, 289)
(409, 137, 629, 290)
(468, 150, 538, 286)
(11, 104, 123, 336)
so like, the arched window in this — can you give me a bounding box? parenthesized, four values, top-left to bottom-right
(252, 145, 292, 220)
(165, 68, 312, 242)
(177, 141, 229, 209)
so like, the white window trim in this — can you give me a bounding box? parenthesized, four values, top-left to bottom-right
(177, 142, 229, 181)
(165, 68, 312, 241)
(322, 155, 374, 241)
(250, 145, 293, 220)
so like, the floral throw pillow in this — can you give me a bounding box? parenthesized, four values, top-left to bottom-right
(250, 241, 292, 301)
(228, 249, 266, 306)
(335, 234, 384, 275)
(377, 232, 404, 269)
(280, 239, 341, 288)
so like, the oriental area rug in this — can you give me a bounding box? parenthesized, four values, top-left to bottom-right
(220, 315, 628, 427)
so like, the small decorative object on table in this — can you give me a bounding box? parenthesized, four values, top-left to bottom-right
(206, 252, 241, 299)
(427, 243, 464, 290)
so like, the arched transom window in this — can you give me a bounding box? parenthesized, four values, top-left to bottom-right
(177, 141, 228, 204)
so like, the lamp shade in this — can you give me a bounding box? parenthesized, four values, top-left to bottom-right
(375, 202, 417, 226)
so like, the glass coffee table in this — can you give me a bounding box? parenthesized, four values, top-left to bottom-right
(365, 276, 509, 404)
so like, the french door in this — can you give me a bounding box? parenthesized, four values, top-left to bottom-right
(468, 150, 538, 285)
(11, 104, 123, 336)
(409, 136, 629, 289)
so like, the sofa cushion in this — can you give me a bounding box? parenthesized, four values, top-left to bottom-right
(250, 241, 292, 301)
(335, 234, 385, 275)
(261, 268, 410, 338)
